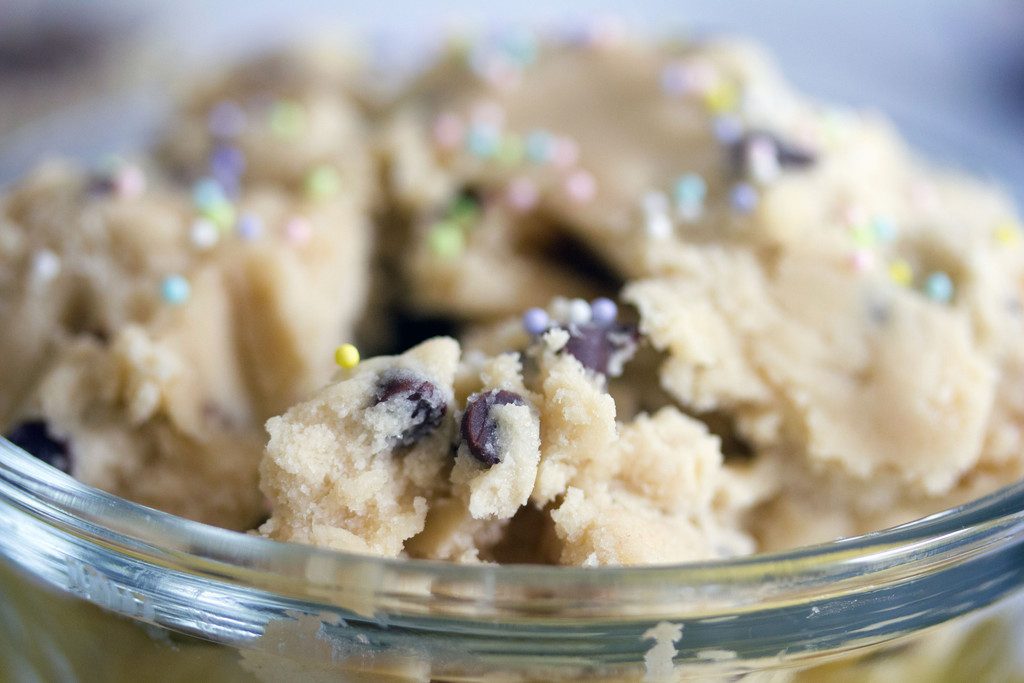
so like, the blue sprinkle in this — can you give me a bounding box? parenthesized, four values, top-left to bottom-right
(590, 298, 618, 325)
(674, 173, 707, 205)
(210, 145, 246, 179)
(160, 275, 190, 305)
(192, 178, 226, 210)
(522, 307, 550, 336)
(236, 213, 263, 240)
(730, 183, 759, 214)
(872, 216, 898, 243)
(525, 130, 553, 164)
(501, 29, 538, 65)
(712, 115, 744, 145)
(924, 271, 954, 303)
(465, 124, 500, 158)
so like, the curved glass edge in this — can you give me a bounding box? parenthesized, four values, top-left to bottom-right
(6, 436, 1024, 593)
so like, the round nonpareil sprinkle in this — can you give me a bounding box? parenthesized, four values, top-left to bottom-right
(161, 275, 190, 305)
(872, 215, 898, 242)
(888, 258, 913, 287)
(204, 201, 236, 231)
(522, 307, 550, 336)
(703, 81, 739, 114)
(428, 222, 464, 258)
(567, 298, 592, 326)
(746, 135, 780, 184)
(712, 115, 744, 145)
(525, 130, 553, 164)
(115, 164, 146, 199)
(210, 145, 245, 180)
(334, 343, 360, 369)
(236, 213, 263, 240)
(993, 220, 1021, 246)
(851, 224, 875, 247)
(466, 123, 501, 158)
(497, 134, 525, 166)
(305, 165, 342, 199)
(190, 218, 219, 250)
(729, 182, 758, 214)
(674, 173, 707, 206)
(31, 249, 61, 283)
(433, 112, 464, 150)
(268, 100, 306, 138)
(645, 210, 673, 238)
(849, 250, 875, 272)
(284, 217, 312, 245)
(924, 271, 954, 303)
(590, 297, 618, 325)
(564, 170, 596, 204)
(192, 178, 227, 211)
(506, 177, 539, 212)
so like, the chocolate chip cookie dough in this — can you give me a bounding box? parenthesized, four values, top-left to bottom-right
(2, 30, 1024, 564)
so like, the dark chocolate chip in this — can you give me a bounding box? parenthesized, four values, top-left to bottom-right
(561, 323, 640, 377)
(4, 420, 71, 473)
(460, 390, 527, 467)
(728, 131, 816, 177)
(373, 372, 448, 447)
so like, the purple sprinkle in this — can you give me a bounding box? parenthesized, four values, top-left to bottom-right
(590, 298, 618, 325)
(522, 307, 550, 336)
(208, 101, 247, 138)
(713, 115, 744, 145)
(730, 183, 759, 214)
(210, 145, 246, 179)
(236, 213, 263, 240)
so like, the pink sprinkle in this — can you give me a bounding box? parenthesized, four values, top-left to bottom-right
(849, 250, 875, 272)
(284, 217, 312, 245)
(483, 60, 521, 91)
(551, 137, 580, 169)
(432, 113, 464, 150)
(115, 165, 147, 199)
(506, 178, 539, 212)
(564, 170, 596, 204)
(683, 60, 719, 95)
(843, 204, 868, 227)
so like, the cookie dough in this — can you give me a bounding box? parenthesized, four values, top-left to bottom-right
(2, 32, 1023, 564)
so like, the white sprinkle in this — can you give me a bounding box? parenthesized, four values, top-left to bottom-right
(645, 211, 674, 239)
(31, 249, 61, 283)
(641, 191, 669, 215)
(189, 218, 220, 251)
(567, 298, 592, 326)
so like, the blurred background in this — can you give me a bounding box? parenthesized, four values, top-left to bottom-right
(1, 0, 1023, 201)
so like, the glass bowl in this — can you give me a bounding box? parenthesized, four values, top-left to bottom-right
(2, 436, 1023, 681)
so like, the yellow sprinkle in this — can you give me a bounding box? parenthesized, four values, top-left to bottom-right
(888, 258, 913, 287)
(993, 220, 1021, 246)
(334, 343, 360, 369)
(703, 82, 739, 114)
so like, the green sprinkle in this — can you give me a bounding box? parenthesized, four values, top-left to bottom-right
(428, 222, 464, 259)
(851, 224, 875, 247)
(449, 197, 480, 228)
(497, 134, 525, 166)
(305, 165, 341, 200)
(202, 201, 237, 231)
(269, 100, 306, 138)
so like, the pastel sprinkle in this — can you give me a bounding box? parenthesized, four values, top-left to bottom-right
(994, 220, 1021, 246)
(851, 224, 875, 247)
(872, 216, 899, 242)
(268, 100, 306, 138)
(645, 210, 674, 238)
(497, 134, 525, 166)
(660, 62, 690, 97)
(31, 249, 61, 283)
(712, 115, 744, 145)
(746, 135, 781, 184)
(284, 217, 312, 245)
(334, 343, 360, 369)
(590, 297, 618, 324)
(506, 177, 539, 212)
(703, 81, 739, 114)
(208, 101, 247, 138)
(428, 221, 464, 258)
(115, 165, 146, 199)
(888, 258, 913, 287)
(522, 307, 550, 336)
(466, 123, 501, 158)
(189, 218, 220, 250)
(210, 145, 246, 182)
(642, 191, 670, 215)
(203, 202, 236, 231)
(551, 137, 580, 169)
(564, 170, 596, 204)
(305, 165, 342, 200)
(433, 112, 464, 150)
(160, 275, 190, 305)
(192, 178, 227, 210)
(924, 271, 954, 303)
(729, 182, 759, 214)
(674, 173, 707, 205)
(567, 298, 592, 326)
(849, 250, 875, 272)
(525, 130, 553, 164)
(236, 213, 263, 240)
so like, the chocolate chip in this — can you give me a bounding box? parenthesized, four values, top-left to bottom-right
(729, 131, 816, 177)
(460, 390, 527, 467)
(561, 323, 640, 377)
(373, 371, 448, 447)
(4, 420, 71, 473)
